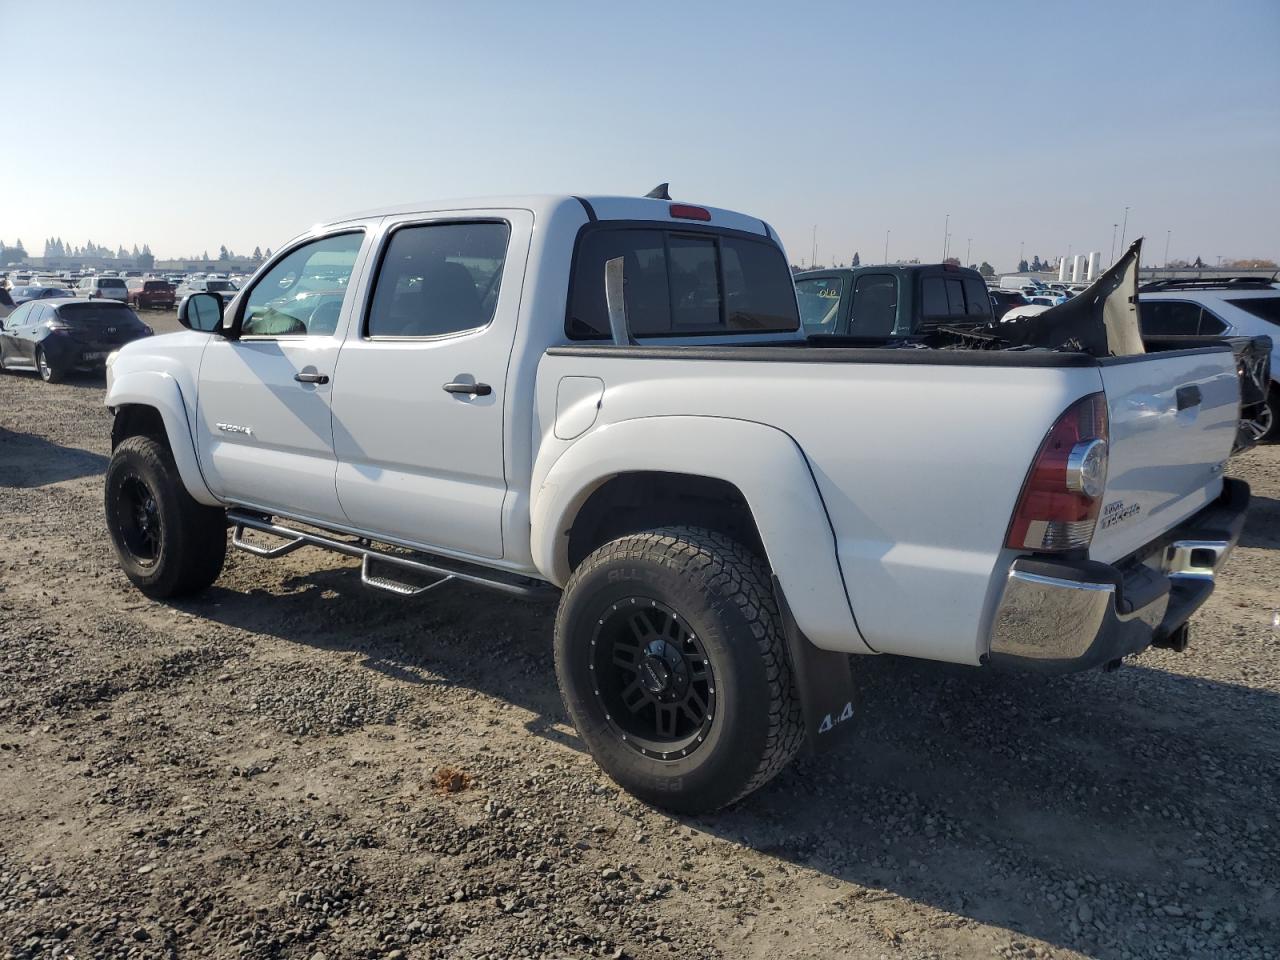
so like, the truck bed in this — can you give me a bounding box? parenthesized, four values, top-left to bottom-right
(538, 339, 1239, 666)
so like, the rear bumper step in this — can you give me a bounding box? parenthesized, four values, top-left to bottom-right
(986, 478, 1249, 673)
(227, 509, 558, 600)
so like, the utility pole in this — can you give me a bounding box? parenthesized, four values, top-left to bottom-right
(1110, 223, 1117, 264)
(942, 213, 949, 261)
(883, 229, 890, 264)
(965, 237, 972, 266)
(1164, 229, 1171, 267)
(1119, 206, 1130, 252)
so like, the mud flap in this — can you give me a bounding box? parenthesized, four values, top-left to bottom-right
(772, 576, 858, 754)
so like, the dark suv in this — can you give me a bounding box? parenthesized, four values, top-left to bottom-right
(794, 263, 993, 338)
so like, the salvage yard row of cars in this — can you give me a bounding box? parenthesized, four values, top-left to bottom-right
(0, 273, 240, 381)
(2, 191, 1277, 812)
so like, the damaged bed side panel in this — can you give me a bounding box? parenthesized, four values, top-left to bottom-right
(998, 240, 1147, 356)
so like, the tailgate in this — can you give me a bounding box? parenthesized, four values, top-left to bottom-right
(1091, 348, 1239, 562)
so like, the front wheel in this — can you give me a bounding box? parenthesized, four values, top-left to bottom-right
(104, 436, 227, 598)
(554, 526, 803, 814)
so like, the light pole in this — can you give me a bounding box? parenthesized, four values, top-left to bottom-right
(1110, 224, 1117, 264)
(811, 225, 817, 268)
(1119, 206, 1130, 252)
(942, 213, 949, 261)
(884, 229, 890, 264)
(1164, 230, 1171, 267)
(1019, 240, 1025, 267)
(965, 237, 972, 266)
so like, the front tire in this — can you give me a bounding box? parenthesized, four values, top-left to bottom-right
(554, 526, 803, 813)
(104, 436, 227, 598)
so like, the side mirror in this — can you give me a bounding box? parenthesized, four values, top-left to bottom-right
(178, 292, 223, 333)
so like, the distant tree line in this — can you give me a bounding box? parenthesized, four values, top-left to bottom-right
(1, 237, 275, 267)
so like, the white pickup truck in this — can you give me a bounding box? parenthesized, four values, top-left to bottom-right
(103, 193, 1249, 812)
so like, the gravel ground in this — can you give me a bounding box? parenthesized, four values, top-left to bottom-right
(1, 317, 1277, 959)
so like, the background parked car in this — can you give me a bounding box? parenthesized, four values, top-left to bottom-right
(0, 298, 153, 383)
(988, 288, 1029, 319)
(176, 277, 239, 304)
(795, 263, 993, 337)
(127, 279, 175, 311)
(75, 276, 130, 301)
(9, 285, 74, 305)
(1139, 276, 1280, 441)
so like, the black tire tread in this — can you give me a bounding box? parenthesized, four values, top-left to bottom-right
(561, 525, 804, 808)
(106, 435, 226, 598)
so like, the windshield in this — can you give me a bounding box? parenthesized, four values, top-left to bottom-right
(1226, 296, 1280, 326)
(206, 281, 237, 292)
(143, 281, 171, 291)
(99, 278, 127, 288)
(795, 277, 845, 332)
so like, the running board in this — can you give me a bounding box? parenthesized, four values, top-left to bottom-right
(227, 509, 555, 599)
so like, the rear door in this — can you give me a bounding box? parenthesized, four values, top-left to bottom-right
(1090, 348, 1240, 562)
(329, 210, 531, 559)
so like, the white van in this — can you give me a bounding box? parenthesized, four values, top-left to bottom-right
(999, 275, 1046, 293)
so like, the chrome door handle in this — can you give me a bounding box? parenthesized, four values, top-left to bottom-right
(443, 381, 492, 397)
(294, 372, 329, 384)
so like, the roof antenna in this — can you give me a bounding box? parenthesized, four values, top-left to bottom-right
(644, 183, 671, 200)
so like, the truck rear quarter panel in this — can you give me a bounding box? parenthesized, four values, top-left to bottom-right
(534, 351, 1105, 665)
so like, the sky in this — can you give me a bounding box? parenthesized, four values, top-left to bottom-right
(2, 0, 1277, 271)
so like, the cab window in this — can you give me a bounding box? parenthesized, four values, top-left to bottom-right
(847, 274, 898, 336)
(240, 232, 364, 337)
(366, 221, 510, 338)
(566, 228, 799, 339)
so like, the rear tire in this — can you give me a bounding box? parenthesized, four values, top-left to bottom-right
(36, 346, 62, 383)
(1258, 389, 1280, 444)
(554, 526, 804, 813)
(104, 436, 227, 598)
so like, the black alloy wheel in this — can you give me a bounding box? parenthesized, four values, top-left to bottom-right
(590, 597, 715, 761)
(115, 474, 163, 566)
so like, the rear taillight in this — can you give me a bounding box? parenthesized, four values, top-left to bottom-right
(1006, 392, 1109, 552)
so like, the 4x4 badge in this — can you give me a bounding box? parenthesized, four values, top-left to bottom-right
(817, 700, 855, 734)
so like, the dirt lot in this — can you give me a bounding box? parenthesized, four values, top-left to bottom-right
(1, 316, 1277, 959)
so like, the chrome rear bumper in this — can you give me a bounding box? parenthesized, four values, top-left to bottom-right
(987, 479, 1249, 672)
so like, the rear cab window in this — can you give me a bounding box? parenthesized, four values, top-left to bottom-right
(566, 226, 799, 340)
(920, 272, 992, 327)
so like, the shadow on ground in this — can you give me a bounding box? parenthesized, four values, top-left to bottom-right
(0, 425, 109, 487)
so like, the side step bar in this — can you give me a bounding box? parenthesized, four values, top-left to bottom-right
(227, 509, 556, 600)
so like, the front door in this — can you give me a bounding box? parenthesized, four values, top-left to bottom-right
(194, 229, 374, 525)
(0, 302, 35, 367)
(330, 212, 530, 560)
